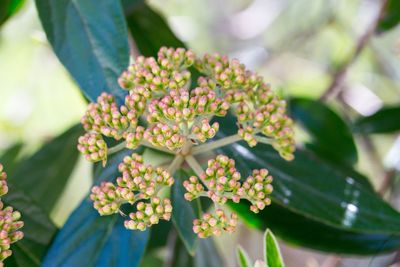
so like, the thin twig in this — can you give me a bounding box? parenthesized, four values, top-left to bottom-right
(319, 0, 388, 101)
(163, 229, 178, 267)
(167, 155, 184, 175)
(140, 141, 175, 154)
(185, 155, 204, 177)
(191, 134, 242, 155)
(107, 141, 127, 155)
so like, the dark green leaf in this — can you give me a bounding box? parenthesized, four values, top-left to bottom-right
(353, 106, 400, 134)
(42, 150, 149, 267)
(221, 142, 400, 233)
(172, 170, 198, 256)
(231, 202, 400, 255)
(0, 143, 23, 177)
(264, 229, 284, 267)
(0, 0, 25, 26)
(125, 2, 185, 57)
(35, 0, 129, 102)
(216, 115, 400, 244)
(194, 238, 224, 267)
(170, 237, 224, 267)
(289, 97, 358, 166)
(236, 246, 252, 267)
(8, 124, 84, 214)
(3, 184, 57, 266)
(377, 0, 400, 33)
(146, 220, 172, 251)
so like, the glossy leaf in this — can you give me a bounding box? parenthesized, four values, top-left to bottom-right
(0, 0, 25, 26)
(217, 115, 400, 234)
(42, 150, 149, 267)
(289, 97, 358, 166)
(169, 237, 223, 267)
(8, 124, 84, 214)
(353, 106, 400, 134)
(35, 0, 129, 102)
(0, 143, 23, 177)
(264, 229, 284, 267)
(3, 183, 57, 266)
(231, 202, 400, 255)
(172, 170, 198, 255)
(221, 142, 400, 233)
(125, 2, 185, 57)
(377, 0, 400, 33)
(236, 246, 252, 267)
(194, 238, 224, 267)
(0, 141, 57, 266)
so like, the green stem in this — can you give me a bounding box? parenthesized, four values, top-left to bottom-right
(185, 155, 204, 177)
(107, 141, 127, 155)
(167, 155, 184, 175)
(191, 134, 242, 155)
(141, 141, 176, 155)
(254, 135, 273, 145)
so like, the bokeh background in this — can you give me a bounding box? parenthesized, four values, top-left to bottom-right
(1, 0, 399, 266)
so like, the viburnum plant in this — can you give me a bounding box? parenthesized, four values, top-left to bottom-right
(0, 164, 24, 265)
(77, 47, 295, 238)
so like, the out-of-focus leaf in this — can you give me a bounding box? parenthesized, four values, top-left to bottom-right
(217, 114, 400, 235)
(0, 143, 23, 177)
(289, 97, 358, 166)
(237, 246, 252, 267)
(377, 0, 400, 33)
(8, 125, 84, 214)
(125, 2, 185, 57)
(42, 150, 149, 267)
(194, 238, 224, 267)
(34, 0, 129, 102)
(0, 0, 25, 26)
(3, 184, 57, 266)
(170, 237, 224, 267)
(231, 202, 400, 255)
(353, 106, 400, 134)
(172, 170, 198, 255)
(146, 220, 172, 251)
(264, 229, 284, 267)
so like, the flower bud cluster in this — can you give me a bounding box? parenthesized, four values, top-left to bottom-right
(0, 164, 23, 263)
(143, 87, 229, 149)
(77, 133, 107, 164)
(195, 53, 295, 160)
(78, 92, 146, 163)
(124, 197, 172, 231)
(119, 47, 194, 95)
(90, 154, 174, 231)
(193, 209, 237, 238)
(183, 155, 273, 237)
(79, 47, 296, 238)
(79, 47, 295, 161)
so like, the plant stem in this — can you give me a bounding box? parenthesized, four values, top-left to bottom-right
(140, 141, 176, 155)
(191, 134, 242, 155)
(319, 0, 388, 101)
(255, 135, 273, 145)
(167, 155, 184, 175)
(107, 141, 127, 155)
(185, 155, 204, 177)
(163, 229, 177, 267)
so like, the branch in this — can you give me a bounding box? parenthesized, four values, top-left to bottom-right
(185, 155, 204, 177)
(107, 141, 127, 155)
(191, 134, 242, 155)
(167, 155, 184, 175)
(319, 0, 388, 101)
